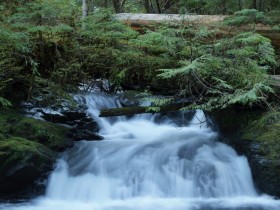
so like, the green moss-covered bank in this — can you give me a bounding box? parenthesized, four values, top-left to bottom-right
(242, 111, 280, 197)
(0, 109, 71, 197)
(211, 107, 280, 197)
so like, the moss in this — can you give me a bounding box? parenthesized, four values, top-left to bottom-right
(0, 108, 24, 122)
(0, 137, 56, 172)
(12, 118, 70, 150)
(121, 90, 145, 100)
(210, 106, 263, 140)
(0, 109, 71, 194)
(242, 111, 280, 161)
(0, 109, 71, 151)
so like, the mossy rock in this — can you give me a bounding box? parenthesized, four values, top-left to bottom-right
(211, 107, 280, 197)
(242, 111, 280, 197)
(0, 108, 73, 196)
(209, 106, 263, 150)
(0, 137, 56, 194)
(0, 109, 72, 151)
(11, 118, 72, 150)
(242, 111, 280, 160)
(0, 137, 56, 173)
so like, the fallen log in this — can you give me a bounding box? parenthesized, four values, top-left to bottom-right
(115, 13, 227, 25)
(99, 103, 188, 117)
(115, 13, 280, 49)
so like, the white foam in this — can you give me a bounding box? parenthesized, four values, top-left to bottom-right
(1, 93, 279, 210)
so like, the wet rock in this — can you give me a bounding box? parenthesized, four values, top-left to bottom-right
(0, 109, 74, 198)
(118, 90, 142, 107)
(241, 114, 280, 198)
(67, 128, 104, 141)
(41, 110, 101, 141)
(0, 103, 102, 198)
(23, 100, 102, 141)
(0, 137, 56, 197)
(40, 112, 68, 124)
(63, 111, 87, 120)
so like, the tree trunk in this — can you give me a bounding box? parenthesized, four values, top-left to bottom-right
(104, 0, 108, 8)
(252, 0, 257, 9)
(150, 0, 155, 13)
(27, 73, 35, 101)
(238, 0, 243, 11)
(161, 0, 175, 13)
(144, 0, 150, 13)
(82, 0, 88, 18)
(155, 0, 161, 14)
(38, 14, 44, 64)
(259, 0, 263, 11)
(113, 0, 123, 13)
(121, 0, 127, 10)
(39, 31, 44, 63)
(222, 0, 227, 15)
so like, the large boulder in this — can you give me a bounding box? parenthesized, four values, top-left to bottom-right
(241, 112, 280, 197)
(23, 100, 102, 141)
(0, 104, 103, 198)
(0, 110, 72, 198)
(0, 137, 56, 197)
(1, 114, 73, 151)
(41, 111, 102, 141)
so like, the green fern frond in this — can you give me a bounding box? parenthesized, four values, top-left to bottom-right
(158, 60, 192, 78)
(142, 97, 173, 107)
(0, 97, 11, 106)
(211, 77, 233, 90)
(145, 106, 161, 112)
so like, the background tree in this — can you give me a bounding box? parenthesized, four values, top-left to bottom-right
(82, 0, 88, 17)
(144, 0, 151, 13)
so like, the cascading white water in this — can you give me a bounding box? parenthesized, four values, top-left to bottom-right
(1, 92, 280, 210)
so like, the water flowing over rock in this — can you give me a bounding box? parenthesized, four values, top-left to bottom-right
(1, 92, 280, 210)
(210, 107, 280, 197)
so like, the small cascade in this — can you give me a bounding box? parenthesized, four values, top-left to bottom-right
(1, 92, 280, 210)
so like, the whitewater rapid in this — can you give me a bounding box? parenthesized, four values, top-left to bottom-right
(1, 93, 280, 210)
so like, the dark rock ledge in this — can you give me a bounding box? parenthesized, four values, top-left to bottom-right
(0, 99, 103, 199)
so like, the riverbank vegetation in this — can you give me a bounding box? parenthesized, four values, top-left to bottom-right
(0, 0, 280, 110)
(1, 0, 280, 198)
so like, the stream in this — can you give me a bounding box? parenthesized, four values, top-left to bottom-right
(1, 92, 280, 210)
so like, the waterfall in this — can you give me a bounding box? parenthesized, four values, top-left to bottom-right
(1, 92, 280, 210)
